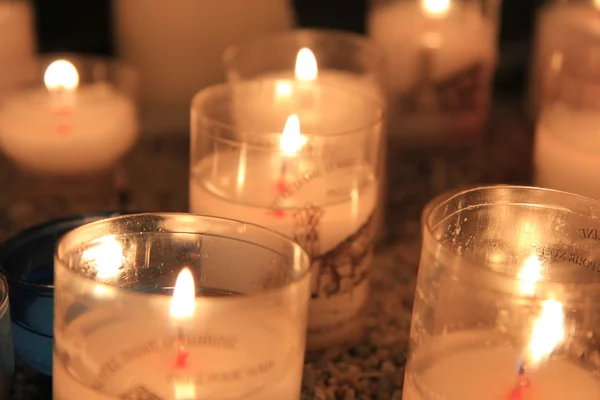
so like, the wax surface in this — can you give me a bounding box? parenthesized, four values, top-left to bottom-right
(0, 82, 138, 176)
(534, 104, 600, 200)
(404, 345, 600, 400)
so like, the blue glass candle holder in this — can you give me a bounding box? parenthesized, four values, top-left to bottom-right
(0, 212, 135, 376)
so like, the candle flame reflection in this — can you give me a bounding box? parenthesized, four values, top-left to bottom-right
(44, 60, 79, 92)
(295, 48, 318, 81)
(82, 237, 125, 280)
(422, 0, 451, 16)
(174, 379, 196, 400)
(280, 114, 307, 157)
(171, 268, 196, 320)
(518, 255, 542, 296)
(526, 299, 565, 367)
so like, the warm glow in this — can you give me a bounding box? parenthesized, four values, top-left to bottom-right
(295, 48, 318, 81)
(518, 255, 543, 296)
(275, 80, 293, 97)
(44, 59, 79, 91)
(526, 299, 565, 366)
(171, 268, 196, 320)
(174, 380, 196, 399)
(422, 0, 451, 16)
(279, 114, 307, 157)
(82, 237, 125, 280)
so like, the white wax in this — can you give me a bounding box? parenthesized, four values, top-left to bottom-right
(403, 343, 600, 400)
(0, 1, 35, 97)
(368, 1, 496, 140)
(534, 104, 600, 200)
(54, 304, 303, 400)
(113, 0, 296, 135)
(0, 83, 138, 176)
(190, 152, 377, 347)
(529, 2, 600, 118)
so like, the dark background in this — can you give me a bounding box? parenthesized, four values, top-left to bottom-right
(32, 0, 544, 94)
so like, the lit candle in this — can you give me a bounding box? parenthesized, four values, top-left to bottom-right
(403, 257, 600, 400)
(113, 0, 296, 135)
(0, 59, 138, 177)
(234, 47, 383, 134)
(190, 112, 379, 349)
(53, 219, 309, 400)
(533, 103, 600, 199)
(0, 0, 35, 97)
(368, 0, 498, 142)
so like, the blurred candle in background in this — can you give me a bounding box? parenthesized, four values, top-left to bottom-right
(368, 0, 500, 145)
(528, 0, 600, 120)
(113, 0, 296, 136)
(0, 0, 36, 97)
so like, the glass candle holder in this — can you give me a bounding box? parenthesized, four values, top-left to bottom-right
(0, 0, 36, 100)
(113, 0, 296, 135)
(533, 48, 600, 199)
(0, 275, 15, 399)
(368, 0, 501, 145)
(190, 80, 383, 349)
(53, 213, 311, 400)
(406, 185, 600, 400)
(223, 29, 389, 241)
(528, 0, 600, 120)
(0, 212, 134, 376)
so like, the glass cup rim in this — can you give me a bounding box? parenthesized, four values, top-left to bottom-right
(191, 80, 384, 150)
(54, 212, 312, 296)
(0, 52, 139, 91)
(0, 212, 140, 293)
(422, 184, 600, 292)
(222, 27, 387, 73)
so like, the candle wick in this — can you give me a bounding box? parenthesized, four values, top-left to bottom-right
(174, 328, 189, 369)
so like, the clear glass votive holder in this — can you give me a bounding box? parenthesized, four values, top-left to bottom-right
(368, 0, 501, 145)
(190, 80, 383, 349)
(223, 28, 389, 241)
(405, 185, 600, 400)
(0, 53, 139, 209)
(53, 213, 311, 400)
(527, 0, 600, 120)
(533, 48, 600, 200)
(0, 275, 15, 399)
(0, 212, 134, 376)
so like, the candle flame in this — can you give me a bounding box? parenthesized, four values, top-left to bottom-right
(82, 237, 125, 280)
(280, 114, 307, 157)
(422, 0, 450, 16)
(171, 268, 196, 320)
(44, 60, 79, 92)
(526, 299, 565, 367)
(518, 255, 543, 296)
(295, 48, 318, 81)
